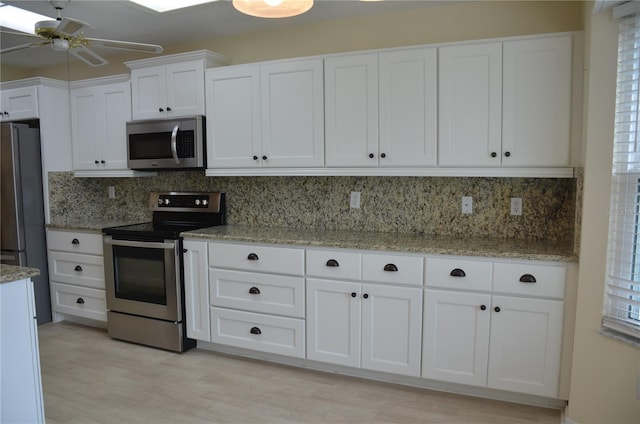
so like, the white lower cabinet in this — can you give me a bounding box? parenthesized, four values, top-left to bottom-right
(46, 229, 106, 323)
(306, 277, 423, 377)
(422, 257, 566, 398)
(183, 239, 568, 400)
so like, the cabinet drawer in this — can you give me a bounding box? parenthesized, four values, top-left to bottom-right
(47, 230, 103, 255)
(50, 282, 107, 322)
(209, 243, 304, 276)
(306, 249, 362, 280)
(362, 253, 423, 286)
(209, 269, 305, 318)
(210, 307, 305, 358)
(425, 257, 492, 291)
(48, 251, 104, 289)
(493, 262, 566, 299)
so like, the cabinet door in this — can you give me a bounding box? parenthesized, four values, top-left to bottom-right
(70, 87, 101, 170)
(487, 296, 564, 397)
(325, 53, 378, 167)
(261, 59, 324, 167)
(306, 278, 361, 368)
(0, 278, 44, 424)
(438, 42, 502, 166)
(361, 284, 422, 377)
(183, 240, 210, 341)
(166, 60, 205, 117)
(101, 82, 132, 170)
(131, 65, 166, 120)
(502, 35, 572, 167)
(206, 66, 261, 168)
(1, 86, 39, 121)
(379, 47, 437, 167)
(422, 289, 491, 386)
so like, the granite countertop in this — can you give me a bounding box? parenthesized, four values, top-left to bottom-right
(183, 225, 577, 262)
(46, 219, 147, 232)
(1, 264, 40, 284)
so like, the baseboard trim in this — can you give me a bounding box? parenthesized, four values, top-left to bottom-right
(196, 341, 568, 410)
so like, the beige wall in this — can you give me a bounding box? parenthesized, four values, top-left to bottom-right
(1, 1, 583, 81)
(567, 4, 640, 424)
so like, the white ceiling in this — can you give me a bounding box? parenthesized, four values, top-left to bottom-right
(0, 0, 439, 69)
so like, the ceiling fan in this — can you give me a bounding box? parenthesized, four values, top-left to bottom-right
(0, 0, 163, 67)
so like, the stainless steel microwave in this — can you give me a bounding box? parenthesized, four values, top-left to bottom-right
(126, 116, 205, 170)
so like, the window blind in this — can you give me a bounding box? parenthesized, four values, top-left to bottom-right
(604, 13, 640, 341)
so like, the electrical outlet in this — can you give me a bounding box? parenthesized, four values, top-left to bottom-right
(462, 196, 473, 214)
(350, 191, 361, 209)
(108, 186, 116, 199)
(510, 197, 522, 216)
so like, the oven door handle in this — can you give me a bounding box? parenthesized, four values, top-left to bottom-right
(104, 238, 176, 250)
(170, 123, 180, 165)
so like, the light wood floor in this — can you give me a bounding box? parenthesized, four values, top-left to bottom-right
(38, 321, 561, 424)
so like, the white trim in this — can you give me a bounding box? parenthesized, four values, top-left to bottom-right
(68, 74, 130, 89)
(124, 49, 229, 69)
(614, 1, 640, 19)
(205, 167, 576, 178)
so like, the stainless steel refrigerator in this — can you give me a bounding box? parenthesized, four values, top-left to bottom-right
(1, 122, 51, 324)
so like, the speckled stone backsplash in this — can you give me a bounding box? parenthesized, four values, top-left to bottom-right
(49, 172, 577, 240)
(48, 171, 576, 241)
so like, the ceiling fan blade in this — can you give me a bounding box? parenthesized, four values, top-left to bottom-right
(0, 29, 40, 39)
(55, 16, 90, 37)
(69, 45, 108, 67)
(1, 41, 48, 55)
(85, 38, 163, 54)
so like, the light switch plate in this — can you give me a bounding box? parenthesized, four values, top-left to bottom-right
(462, 196, 473, 214)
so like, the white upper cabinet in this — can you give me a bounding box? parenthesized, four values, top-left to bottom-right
(439, 35, 573, 168)
(206, 65, 261, 168)
(502, 35, 572, 167)
(438, 42, 503, 167)
(131, 60, 204, 120)
(325, 47, 437, 168)
(207, 58, 324, 169)
(126, 50, 229, 121)
(261, 58, 325, 167)
(378, 47, 437, 167)
(0, 86, 39, 121)
(71, 77, 132, 174)
(325, 53, 379, 167)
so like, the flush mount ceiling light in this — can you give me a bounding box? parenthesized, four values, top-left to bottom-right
(232, 0, 314, 18)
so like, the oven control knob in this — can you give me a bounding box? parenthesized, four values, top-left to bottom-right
(203, 199, 209, 206)
(157, 199, 163, 205)
(164, 199, 170, 205)
(195, 199, 201, 206)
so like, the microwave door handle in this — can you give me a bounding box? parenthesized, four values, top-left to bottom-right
(171, 123, 181, 165)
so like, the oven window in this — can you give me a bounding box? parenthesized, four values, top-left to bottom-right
(113, 245, 167, 305)
(129, 131, 195, 160)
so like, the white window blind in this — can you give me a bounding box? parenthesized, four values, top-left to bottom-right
(604, 12, 640, 342)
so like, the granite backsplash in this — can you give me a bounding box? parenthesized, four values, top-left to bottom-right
(48, 171, 579, 245)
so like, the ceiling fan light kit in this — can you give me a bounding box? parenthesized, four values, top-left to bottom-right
(232, 0, 314, 18)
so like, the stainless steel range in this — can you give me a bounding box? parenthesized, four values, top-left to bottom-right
(102, 192, 225, 352)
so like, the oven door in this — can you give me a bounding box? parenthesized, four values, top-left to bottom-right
(103, 235, 181, 322)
